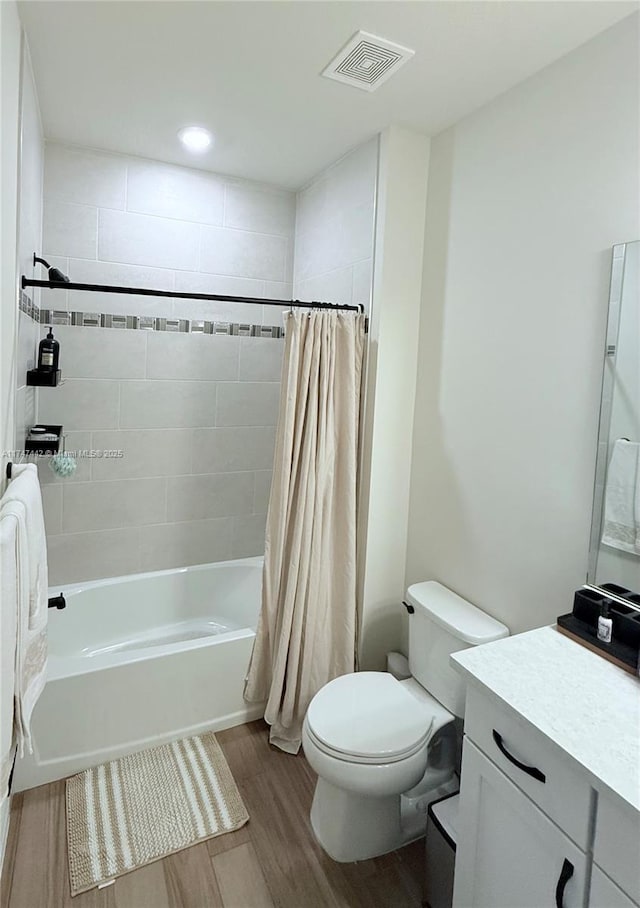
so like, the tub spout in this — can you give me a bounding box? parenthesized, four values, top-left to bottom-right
(48, 593, 66, 610)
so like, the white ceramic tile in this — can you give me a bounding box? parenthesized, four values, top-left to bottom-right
(200, 226, 287, 282)
(192, 426, 276, 474)
(45, 144, 127, 209)
(216, 382, 280, 427)
(43, 200, 98, 260)
(146, 333, 239, 381)
(47, 527, 141, 585)
(253, 470, 272, 514)
(263, 281, 293, 302)
(294, 267, 353, 307)
(166, 472, 254, 522)
(293, 217, 342, 282)
(18, 311, 38, 374)
(127, 159, 225, 226)
(138, 518, 233, 573)
(41, 484, 62, 535)
(119, 380, 217, 429)
(14, 387, 27, 449)
(224, 182, 295, 236)
(53, 326, 147, 379)
(296, 177, 329, 238)
(231, 513, 267, 559)
(339, 202, 375, 266)
(90, 429, 194, 480)
(65, 258, 176, 317)
(62, 477, 166, 532)
(98, 209, 200, 271)
(323, 139, 378, 213)
(37, 380, 120, 430)
(352, 259, 373, 311)
(172, 271, 264, 323)
(239, 337, 284, 382)
(36, 430, 92, 484)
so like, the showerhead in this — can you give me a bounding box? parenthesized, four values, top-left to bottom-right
(33, 254, 70, 283)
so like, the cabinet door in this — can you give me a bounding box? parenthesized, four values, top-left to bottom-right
(453, 740, 588, 908)
(590, 867, 639, 908)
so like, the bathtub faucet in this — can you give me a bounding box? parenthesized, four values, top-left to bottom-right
(48, 593, 66, 610)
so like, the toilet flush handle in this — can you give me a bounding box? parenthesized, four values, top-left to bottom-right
(402, 601, 415, 614)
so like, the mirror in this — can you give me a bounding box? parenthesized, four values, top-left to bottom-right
(588, 241, 639, 595)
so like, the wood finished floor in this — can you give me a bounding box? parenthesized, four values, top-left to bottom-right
(1, 720, 425, 908)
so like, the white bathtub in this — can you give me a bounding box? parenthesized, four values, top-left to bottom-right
(13, 556, 264, 792)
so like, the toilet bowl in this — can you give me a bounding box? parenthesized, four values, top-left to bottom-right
(302, 581, 510, 863)
(302, 671, 457, 862)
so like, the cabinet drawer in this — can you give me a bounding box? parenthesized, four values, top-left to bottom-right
(590, 866, 638, 908)
(464, 685, 592, 848)
(593, 791, 640, 903)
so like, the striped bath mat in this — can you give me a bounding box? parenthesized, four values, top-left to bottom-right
(65, 731, 249, 895)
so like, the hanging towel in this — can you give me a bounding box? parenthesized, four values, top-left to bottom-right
(1, 464, 48, 755)
(601, 439, 640, 556)
(0, 517, 18, 797)
(3, 464, 49, 628)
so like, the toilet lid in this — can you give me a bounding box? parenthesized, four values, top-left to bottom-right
(306, 672, 433, 761)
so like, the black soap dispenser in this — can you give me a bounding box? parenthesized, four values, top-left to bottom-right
(38, 327, 59, 373)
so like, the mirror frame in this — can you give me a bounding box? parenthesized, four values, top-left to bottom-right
(587, 242, 638, 600)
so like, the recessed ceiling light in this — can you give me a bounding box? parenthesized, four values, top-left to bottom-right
(177, 126, 213, 153)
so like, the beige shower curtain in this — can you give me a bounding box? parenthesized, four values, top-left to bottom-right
(244, 309, 366, 753)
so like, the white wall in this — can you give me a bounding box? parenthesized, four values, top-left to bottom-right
(407, 16, 640, 636)
(0, 0, 24, 873)
(358, 127, 431, 669)
(37, 145, 294, 584)
(293, 139, 377, 310)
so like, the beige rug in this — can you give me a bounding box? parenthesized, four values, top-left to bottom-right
(66, 731, 249, 895)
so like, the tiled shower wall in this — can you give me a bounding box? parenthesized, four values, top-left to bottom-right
(37, 143, 294, 584)
(15, 49, 44, 451)
(293, 138, 377, 310)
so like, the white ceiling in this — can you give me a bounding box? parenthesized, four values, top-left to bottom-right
(19, 1, 637, 190)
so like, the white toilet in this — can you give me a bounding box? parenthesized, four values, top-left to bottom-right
(302, 581, 509, 862)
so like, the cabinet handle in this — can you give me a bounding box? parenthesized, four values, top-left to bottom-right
(555, 858, 574, 908)
(492, 729, 546, 783)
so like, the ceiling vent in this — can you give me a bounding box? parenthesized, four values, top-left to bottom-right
(321, 31, 415, 93)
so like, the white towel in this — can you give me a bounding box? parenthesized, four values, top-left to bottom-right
(1, 464, 48, 755)
(3, 464, 48, 628)
(0, 517, 18, 796)
(601, 439, 640, 556)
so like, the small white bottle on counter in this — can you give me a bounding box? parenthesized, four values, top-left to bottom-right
(597, 601, 613, 644)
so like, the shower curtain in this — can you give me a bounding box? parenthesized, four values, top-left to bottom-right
(244, 309, 366, 753)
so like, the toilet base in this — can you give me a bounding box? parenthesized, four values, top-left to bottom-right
(309, 775, 459, 863)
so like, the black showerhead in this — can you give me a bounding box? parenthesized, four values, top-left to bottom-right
(33, 254, 70, 283)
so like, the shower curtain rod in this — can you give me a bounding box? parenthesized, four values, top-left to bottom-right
(21, 277, 365, 314)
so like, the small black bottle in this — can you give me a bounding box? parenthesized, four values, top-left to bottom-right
(38, 327, 59, 373)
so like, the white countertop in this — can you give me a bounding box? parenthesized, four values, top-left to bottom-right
(451, 625, 640, 812)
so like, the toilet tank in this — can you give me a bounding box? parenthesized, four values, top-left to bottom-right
(406, 581, 509, 717)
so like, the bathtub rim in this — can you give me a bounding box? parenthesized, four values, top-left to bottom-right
(50, 553, 264, 599)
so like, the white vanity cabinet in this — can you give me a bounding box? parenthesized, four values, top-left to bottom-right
(450, 628, 640, 908)
(590, 868, 637, 908)
(454, 739, 588, 908)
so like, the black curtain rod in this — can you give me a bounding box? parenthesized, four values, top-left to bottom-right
(21, 277, 364, 314)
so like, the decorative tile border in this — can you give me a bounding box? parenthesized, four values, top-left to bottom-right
(20, 292, 284, 339)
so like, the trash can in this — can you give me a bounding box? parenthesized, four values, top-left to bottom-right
(425, 791, 459, 908)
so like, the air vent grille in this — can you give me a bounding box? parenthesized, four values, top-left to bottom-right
(322, 31, 414, 93)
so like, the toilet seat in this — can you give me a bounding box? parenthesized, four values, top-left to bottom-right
(306, 671, 449, 765)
